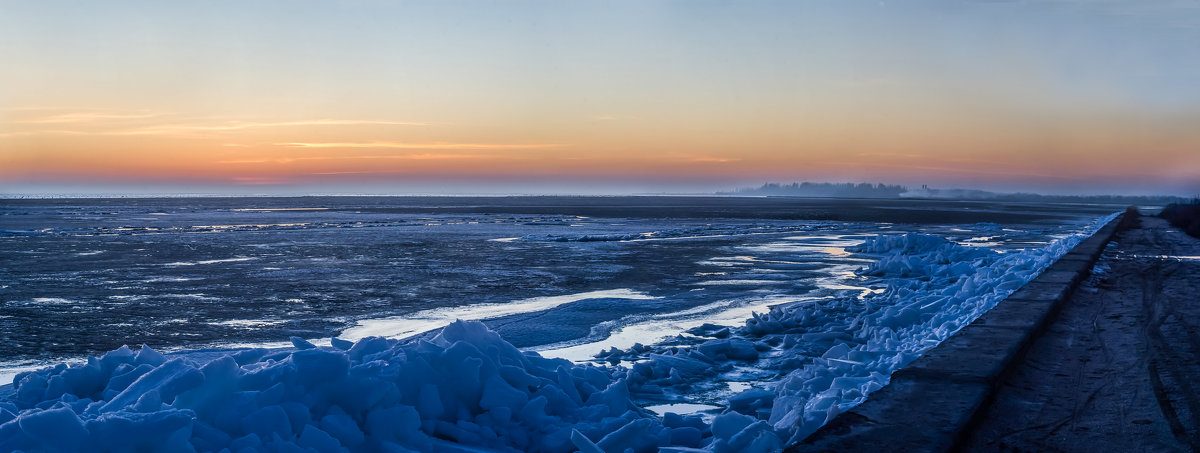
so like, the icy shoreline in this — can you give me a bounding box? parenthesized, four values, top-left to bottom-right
(0, 213, 1117, 451)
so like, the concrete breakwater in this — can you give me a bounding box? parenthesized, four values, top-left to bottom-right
(792, 212, 1128, 452)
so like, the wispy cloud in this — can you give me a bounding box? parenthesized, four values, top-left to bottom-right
(218, 154, 494, 164)
(687, 156, 741, 163)
(4, 113, 431, 138)
(854, 151, 927, 160)
(17, 111, 164, 124)
(114, 120, 431, 136)
(659, 153, 741, 164)
(275, 141, 565, 150)
(0, 130, 91, 138)
(309, 171, 377, 175)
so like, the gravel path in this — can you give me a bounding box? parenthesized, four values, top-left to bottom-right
(963, 216, 1200, 452)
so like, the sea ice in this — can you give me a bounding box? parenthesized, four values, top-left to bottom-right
(0, 213, 1118, 451)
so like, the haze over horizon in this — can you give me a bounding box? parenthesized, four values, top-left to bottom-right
(3, 1, 1199, 197)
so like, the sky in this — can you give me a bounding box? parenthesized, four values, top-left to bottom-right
(2, 1, 1199, 196)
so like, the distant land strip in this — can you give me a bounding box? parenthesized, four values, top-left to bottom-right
(722, 181, 1190, 205)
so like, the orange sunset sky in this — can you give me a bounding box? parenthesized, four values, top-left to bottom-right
(2, 1, 1199, 195)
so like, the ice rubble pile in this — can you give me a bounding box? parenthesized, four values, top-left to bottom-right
(0, 321, 776, 452)
(603, 214, 1115, 444)
(0, 214, 1115, 451)
(751, 233, 1053, 442)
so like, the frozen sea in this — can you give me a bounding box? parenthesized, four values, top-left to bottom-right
(0, 196, 1120, 382)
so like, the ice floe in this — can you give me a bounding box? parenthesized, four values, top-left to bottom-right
(342, 289, 658, 341)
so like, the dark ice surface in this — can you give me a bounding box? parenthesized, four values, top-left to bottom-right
(0, 196, 1122, 371)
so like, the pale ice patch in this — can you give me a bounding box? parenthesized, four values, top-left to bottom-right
(727, 382, 754, 393)
(819, 283, 886, 299)
(108, 295, 150, 301)
(230, 207, 328, 211)
(742, 244, 854, 258)
(341, 289, 659, 341)
(210, 319, 283, 328)
(0, 361, 69, 387)
(143, 277, 197, 283)
(1129, 254, 1200, 261)
(536, 294, 806, 362)
(29, 297, 75, 305)
(191, 223, 309, 230)
(813, 271, 887, 299)
(159, 293, 219, 301)
(163, 257, 256, 266)
(645, 403, 723, 417)
(959, 235, 1006, 248)
(694, 280, 790, 286)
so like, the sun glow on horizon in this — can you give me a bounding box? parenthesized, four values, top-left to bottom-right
(2, 1, 1199, 196)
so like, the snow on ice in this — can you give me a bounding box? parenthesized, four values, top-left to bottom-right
(0, 214, 1116, 451)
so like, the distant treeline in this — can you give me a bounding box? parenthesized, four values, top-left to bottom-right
(1159, 199, 1200, 238)
(724, 182, 1188, 205)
